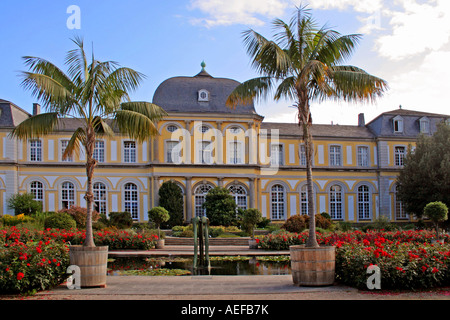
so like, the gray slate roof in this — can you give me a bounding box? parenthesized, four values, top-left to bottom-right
(152, 69, 258, 115)
(0, 99, 31, 128)
(261, 122, 375, 139)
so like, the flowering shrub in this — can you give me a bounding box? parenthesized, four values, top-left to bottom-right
(1, 226, 159, 251)
(0, 238, 70, 294)
(258, 229, 450, 290)
(0, 226, 159, 294)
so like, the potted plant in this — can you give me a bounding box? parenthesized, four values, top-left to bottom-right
(226, 7, 386, 286)
(148, 206, 170, 249)
(424, 201, 448, 244)
(241, 209, 262, 249)
(11, 38, 166, 287)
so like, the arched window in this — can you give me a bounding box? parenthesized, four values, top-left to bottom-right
(93, 182, 107, 215)
(30, 181, 43, 212)
(300, 185, 308, 215)
(194, 184, 213, 217)
(357, 185, 371, 220)
(30, 181, 43, 202)
(124, 183, 138, 220)
(61, 181, 75, 209)
(271, 184, 285, 220)
(329, 185, 343, 220)
(395, 185, 407, 220)
(228, 184, 247, 211)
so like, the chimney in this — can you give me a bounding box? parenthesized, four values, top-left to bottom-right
(33, 103, 41, 116)
(358, 113, 365, 127)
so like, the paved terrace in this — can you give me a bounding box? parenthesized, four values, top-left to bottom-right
(20, 238, 450, 301)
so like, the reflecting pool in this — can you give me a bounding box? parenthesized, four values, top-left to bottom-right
(107, 256, 291, 276)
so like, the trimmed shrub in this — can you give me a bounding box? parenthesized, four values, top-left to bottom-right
(282, 214, 332, 233)
(202, 187, 237, 226)
(158, 181, 184, 228)
(148, 207, 170, 238)
(43, 212, 76, 230)
(109, 212, 133, 229)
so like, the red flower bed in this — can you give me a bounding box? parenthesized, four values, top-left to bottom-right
(0, 226, 159, 294)
(258, 229, 450, 290)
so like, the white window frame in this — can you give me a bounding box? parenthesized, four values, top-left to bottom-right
(228, 184, 247, 211)
(419, 117, 430, 134)
(29, 139, 42, 162)
(30, 181, 44, 204)
(329, 145, 342, 166)
(198, 89, 210, 102)
(329, 185, 343, 220)
(93, 140, 105, 163)
(393, 116, 404, 133)
(228, 141, 244, 164)
(270, 144, 284, 166)
(194, 184, 213, 217)
(61, 181, 75, 209)
(93, 182, 107, 215)
(300, 185, 308, 215)
(394, 146, 406, 166)
(165, 140, 182, 164)
(60, 139, 73, 162)
(271, 184, 285, 220)
(357, 146, 369, 167)
(197, 141, 213, 164)
(124, 183, 139, 220)
(357, 185, 371, 220)
(394, 185, 407, 220)
(123, 140, 137, 163)
(299, 144, 307, 166)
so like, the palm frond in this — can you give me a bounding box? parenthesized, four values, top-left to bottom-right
(314, 33, 362, 66)
(9, 112, 59, 140)
(92, 116, 115, 137)
(327, 65, 389, 103)
(274, 76, 296, 101)
(63, 127, 86, 159)
(115, 102, 167, 141)
(226, 77, 273, 108)
(65, 36, 90, 85)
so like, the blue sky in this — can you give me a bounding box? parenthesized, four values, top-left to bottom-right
(1, 0, 449, 125)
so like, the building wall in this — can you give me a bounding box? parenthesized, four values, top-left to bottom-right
(1, 109, 448, 225)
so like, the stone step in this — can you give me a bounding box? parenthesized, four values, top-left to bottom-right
(164, 236, 251, 246)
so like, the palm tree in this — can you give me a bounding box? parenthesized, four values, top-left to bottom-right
(226, 6, 388, 247)
(10, 37, 167, 247)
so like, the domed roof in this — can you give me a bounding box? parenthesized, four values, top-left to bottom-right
(152, 63, 257, 115)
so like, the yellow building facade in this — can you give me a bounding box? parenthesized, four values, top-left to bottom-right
(1, 67, 449, 225)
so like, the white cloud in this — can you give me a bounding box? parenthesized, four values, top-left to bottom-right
(376, 0, 450, 60)
(308, 0, 383, 14)
(188, 0, 289, 27)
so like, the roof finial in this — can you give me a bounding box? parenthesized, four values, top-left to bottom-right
(399, 104, 402, 109)
(201, 60, 206, 71)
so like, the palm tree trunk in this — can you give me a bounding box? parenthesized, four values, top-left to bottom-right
(298, 97, 319, 248)
(84, 127, 96, 247)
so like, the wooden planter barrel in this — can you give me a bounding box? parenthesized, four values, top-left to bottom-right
(290, 245, 336, 286)
(69, 245, 108, 288)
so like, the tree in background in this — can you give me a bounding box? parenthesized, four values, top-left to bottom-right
(202, 187, 237, 226)
(158, 180, 184, 227)
(7, 193, 42, 216)
(397, 122, 450, 218)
